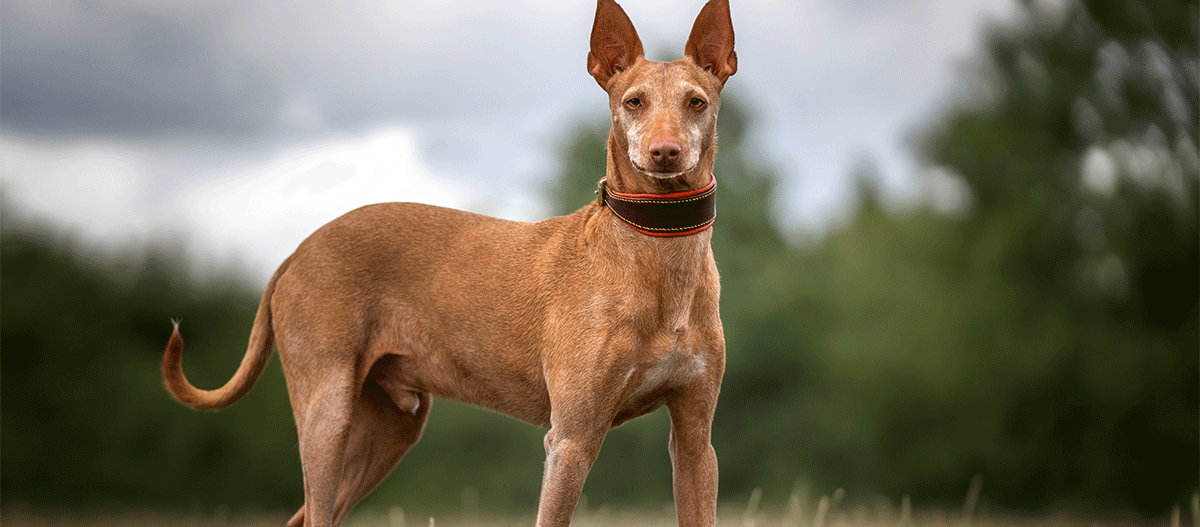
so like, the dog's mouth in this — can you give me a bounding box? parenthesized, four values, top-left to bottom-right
(632, 161, 688, 179)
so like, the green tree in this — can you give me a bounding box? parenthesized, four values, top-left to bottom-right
(1, 218, 300, 510)
(914, 0, 1197, 512)
(791, 0, 1198, 513)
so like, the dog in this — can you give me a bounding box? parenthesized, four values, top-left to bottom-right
(163, 1, 736, 525)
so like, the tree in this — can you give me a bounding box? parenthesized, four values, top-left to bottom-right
(817, 0, 1199, 512)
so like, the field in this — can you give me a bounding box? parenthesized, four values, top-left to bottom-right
(0, 508, 1182, 527)
(5, 488, 1195, 527)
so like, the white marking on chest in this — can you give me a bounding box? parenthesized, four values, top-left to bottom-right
(628, 350, 706, 401)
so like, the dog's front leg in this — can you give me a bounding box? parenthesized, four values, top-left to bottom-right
(668, 387, 720, 527)
(534, 420, 606, 526)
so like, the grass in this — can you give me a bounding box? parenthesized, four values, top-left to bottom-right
(4, 487, 1196, 526)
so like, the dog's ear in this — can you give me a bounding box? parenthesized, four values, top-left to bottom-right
(684, 0, 737, 86)
(588, 0, 644, 89)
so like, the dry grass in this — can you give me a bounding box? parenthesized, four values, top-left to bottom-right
(4, 489, 1195, 527)
(0, 508, 1182, 527)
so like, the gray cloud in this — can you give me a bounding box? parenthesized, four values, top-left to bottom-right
(2, 0, 284, 138)
(2, 0, 1022, 249)
(1, 0, 601, 142)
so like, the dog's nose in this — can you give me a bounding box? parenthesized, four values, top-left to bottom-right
(649, 140, 681, 166)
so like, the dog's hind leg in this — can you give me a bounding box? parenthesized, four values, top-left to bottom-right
(284, 374, 431, 527)
(303, 386, 355, 527)
(330, 380, 432, 525)
(286, 505, 305, 527)
(285, 371, 357, 527)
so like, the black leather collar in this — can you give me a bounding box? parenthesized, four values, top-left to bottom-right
(595, 175, 716, 237)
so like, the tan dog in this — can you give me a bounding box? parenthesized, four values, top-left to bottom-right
(162, 1, 736, 525)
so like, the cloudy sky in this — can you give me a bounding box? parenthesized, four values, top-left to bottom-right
(2, 0, 1021, 283)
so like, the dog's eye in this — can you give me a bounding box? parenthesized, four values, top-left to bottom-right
(689, 97, 706, 109)
(625, 98, 641, 108)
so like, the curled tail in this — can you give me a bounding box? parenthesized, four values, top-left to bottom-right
(162, 258, 290, 411)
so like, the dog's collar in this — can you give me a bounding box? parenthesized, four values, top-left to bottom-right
(594, 175, 717, 237)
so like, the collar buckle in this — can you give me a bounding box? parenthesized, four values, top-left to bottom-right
(594, 178, 608, 207)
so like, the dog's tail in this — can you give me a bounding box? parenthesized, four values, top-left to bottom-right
(162, 257, 291, 411)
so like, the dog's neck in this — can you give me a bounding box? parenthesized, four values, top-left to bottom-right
(583, 139, 716, 294)
(585, 197, 713, 330)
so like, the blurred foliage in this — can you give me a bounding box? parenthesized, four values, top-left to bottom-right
(2, 0, 1196, 520)
(890, 0, 1199, 511)
(0, 223, 299, 509)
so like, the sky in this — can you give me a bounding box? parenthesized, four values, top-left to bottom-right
(1, 0, 1022, 283)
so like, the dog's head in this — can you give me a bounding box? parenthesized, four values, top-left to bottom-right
(588, 0, 737, 190)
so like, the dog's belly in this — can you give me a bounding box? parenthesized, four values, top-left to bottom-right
(367, 338, 554, 427)
(370, 337, 708, 430)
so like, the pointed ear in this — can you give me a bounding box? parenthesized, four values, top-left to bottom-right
(684, 0, 737, 86)
(587, 0, 644, 89)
